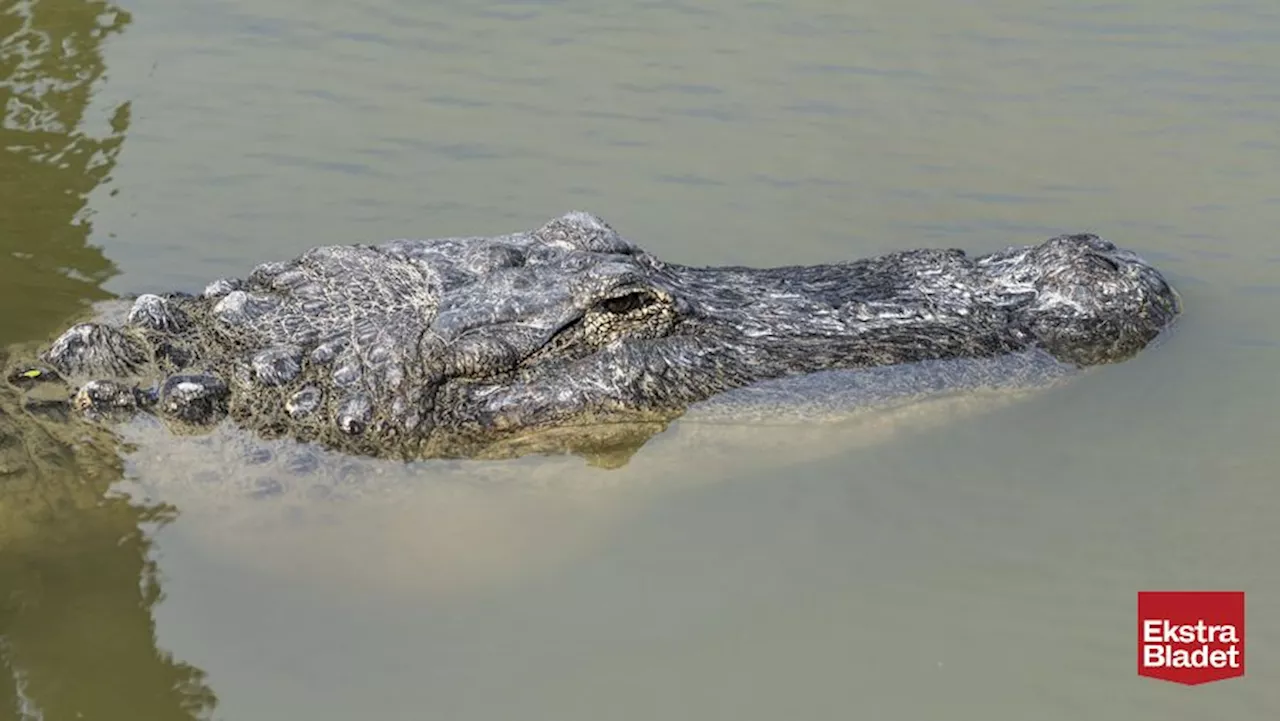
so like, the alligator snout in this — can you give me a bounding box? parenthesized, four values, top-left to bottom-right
(1007, 234, 1180, 367)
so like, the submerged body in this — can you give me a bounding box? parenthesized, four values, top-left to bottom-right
(7, 212, 1179, 461)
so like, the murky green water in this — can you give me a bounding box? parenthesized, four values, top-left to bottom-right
(3, 0, 1279, 718)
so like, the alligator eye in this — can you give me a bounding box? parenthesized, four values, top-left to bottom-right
(599, 291, 653, 314)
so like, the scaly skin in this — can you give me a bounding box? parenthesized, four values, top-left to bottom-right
(10, 211, 1180, 460)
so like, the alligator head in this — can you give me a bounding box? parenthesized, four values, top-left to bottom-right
(26, 212, 1179, 460)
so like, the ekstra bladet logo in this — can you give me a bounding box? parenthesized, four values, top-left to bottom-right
(1137, 591, 1245, 685)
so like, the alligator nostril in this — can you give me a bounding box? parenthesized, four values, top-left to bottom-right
(1092, 253, 1121, 273)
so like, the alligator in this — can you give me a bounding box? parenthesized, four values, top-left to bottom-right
(5, 211, 1180, 463)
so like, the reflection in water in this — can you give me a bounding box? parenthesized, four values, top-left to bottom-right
(0, 1, 217, 718)
(0, 0, 124, 344)
(0, 482, 216, 720)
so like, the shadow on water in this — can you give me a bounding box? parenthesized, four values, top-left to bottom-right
(1, 1, 217, 718)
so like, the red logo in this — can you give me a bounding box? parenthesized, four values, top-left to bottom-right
(1137, 591, 1245, 685)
